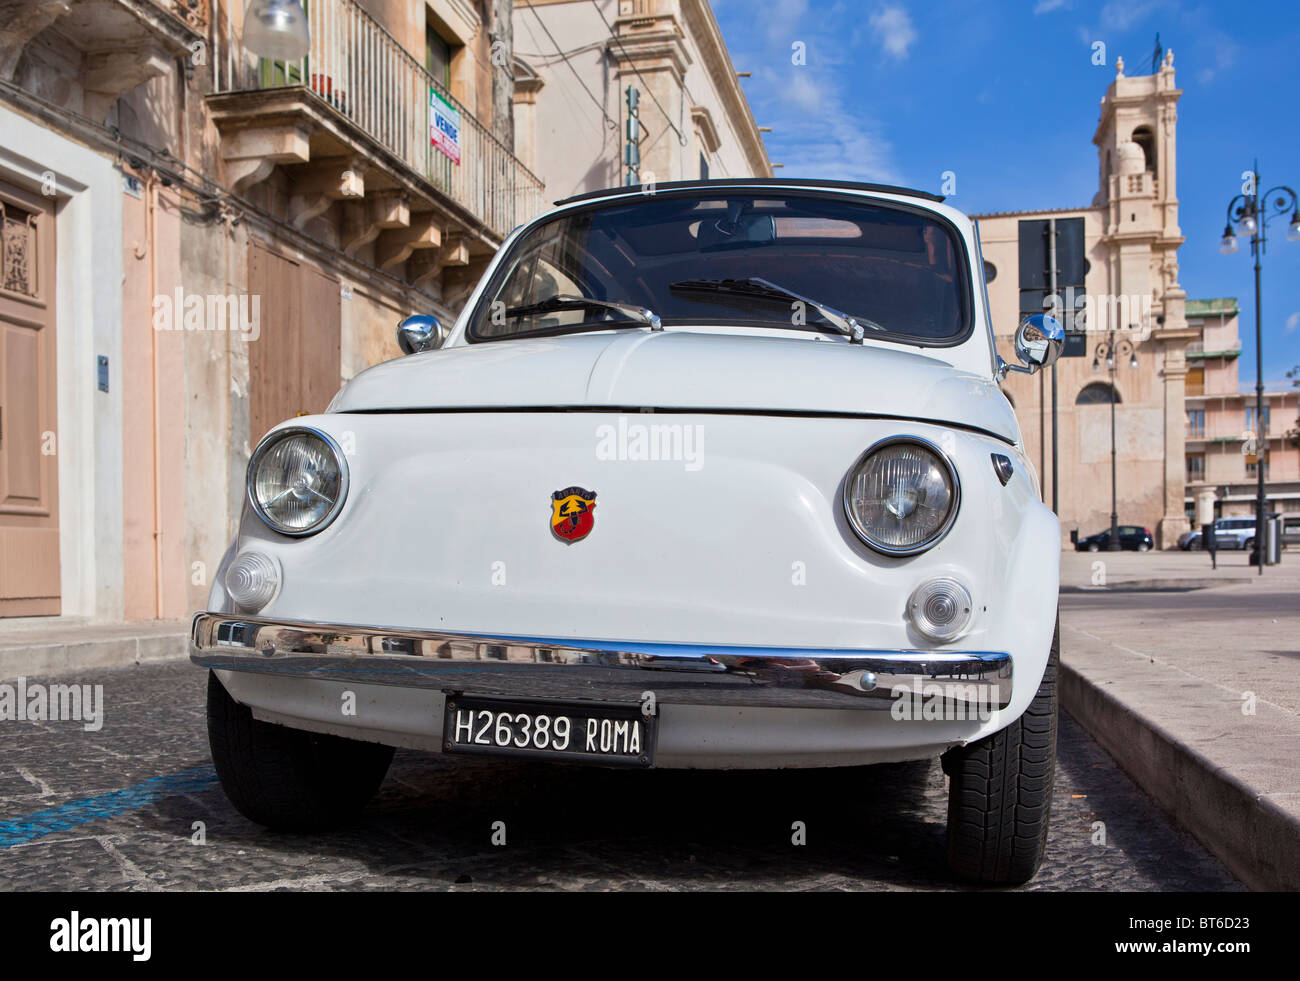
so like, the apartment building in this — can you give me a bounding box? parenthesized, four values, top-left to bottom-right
(1183, 298, 1300, 525)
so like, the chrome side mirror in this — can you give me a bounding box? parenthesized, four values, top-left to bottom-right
(396, 314, 444, 355)
(999, 314, 1064, 379)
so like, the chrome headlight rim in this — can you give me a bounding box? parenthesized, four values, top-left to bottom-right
(842, 434, 962, 557)
(246, 425, 350, 537)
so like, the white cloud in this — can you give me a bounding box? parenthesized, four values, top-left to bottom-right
(761, 70, 900, 183)
(1286, 312, 1299, 333)
(786, 71, 828, 112)
(716, 3, 903, 183)
(764, 0, 811, 46)
(1034, 0, 1069, 13)
(1195, 32, 1239, 84)
(1098, 0, 1169, 32)
(868, 6, 917, 60)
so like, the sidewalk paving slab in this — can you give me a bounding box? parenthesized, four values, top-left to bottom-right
(1060, 621, 1300, 891)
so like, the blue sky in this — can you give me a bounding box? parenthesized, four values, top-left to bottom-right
(713, 0, 1300, 390)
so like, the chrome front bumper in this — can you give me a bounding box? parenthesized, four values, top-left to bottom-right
(190, 613, 1013, 712)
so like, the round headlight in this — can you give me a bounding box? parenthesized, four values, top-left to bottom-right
(247, 427, 348, 536)
(843, 437, 959, 555)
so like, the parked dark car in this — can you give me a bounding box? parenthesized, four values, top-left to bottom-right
(1074, 525, 1154, 552)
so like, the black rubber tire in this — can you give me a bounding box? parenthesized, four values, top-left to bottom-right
(941, 619, 1058, 886)
(207, 671, 395, 831)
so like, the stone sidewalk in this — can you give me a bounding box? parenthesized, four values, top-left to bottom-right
(1058, 557, 1300, 890)
(1060, 545, 1300, 591)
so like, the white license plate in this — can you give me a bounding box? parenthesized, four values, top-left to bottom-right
(442, 695, 655, 766)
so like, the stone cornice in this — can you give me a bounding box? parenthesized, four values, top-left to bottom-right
(677, 0, 771, 176)
(605, 28, 691, 79)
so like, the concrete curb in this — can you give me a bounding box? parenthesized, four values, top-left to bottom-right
(0, 630, 189, 682)
(1060, 650, 1300, 891)
(1059, 578, 1241, 593)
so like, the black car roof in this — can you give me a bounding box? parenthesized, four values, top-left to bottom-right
(553, 178, 946, 208)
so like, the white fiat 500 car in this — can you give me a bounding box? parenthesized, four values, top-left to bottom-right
(193, 179, 1064, 885)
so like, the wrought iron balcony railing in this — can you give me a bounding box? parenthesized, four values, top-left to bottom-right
(214, 0, 543, 240)
(156, 0, 208, 31)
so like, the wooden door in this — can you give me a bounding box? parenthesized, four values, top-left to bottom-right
(0, 180, 59, 616)
(248, 241, 341, 442)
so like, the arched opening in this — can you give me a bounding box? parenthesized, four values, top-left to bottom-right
(1076, 382, 1120, 405)
(1130, 126, 1156, 173)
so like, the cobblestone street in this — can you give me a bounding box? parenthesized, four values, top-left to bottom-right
(0, 660, 1240, 891)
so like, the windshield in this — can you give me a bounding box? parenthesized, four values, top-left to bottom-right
(467, 192, 971, 344)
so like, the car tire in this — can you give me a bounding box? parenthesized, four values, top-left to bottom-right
(1137, 543, 1150, 552)
(1243, 538, 1255, 552)
(207, 671, 395, 831)
(942, 619, 1058, 887)
(1087, 543, 1100, 552)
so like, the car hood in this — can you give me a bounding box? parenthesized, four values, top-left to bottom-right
(330, 330, 1019, 443)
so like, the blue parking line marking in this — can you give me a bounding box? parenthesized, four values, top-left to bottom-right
(0, 765, 218, 848)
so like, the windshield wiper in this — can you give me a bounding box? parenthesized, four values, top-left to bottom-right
(669, 277, 882, 343)
(503, 294, 663, 331)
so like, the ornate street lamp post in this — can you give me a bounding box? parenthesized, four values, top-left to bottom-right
(1220, 164, 1300, 575)
(1093, 330, 1139, 551)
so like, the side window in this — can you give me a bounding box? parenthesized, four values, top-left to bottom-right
(480, 222, 589, 337)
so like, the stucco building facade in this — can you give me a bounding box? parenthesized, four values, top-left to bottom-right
(511, 0, 770, 198)
(1184, 298, 1300, 526)
(0, 0, 768, 627)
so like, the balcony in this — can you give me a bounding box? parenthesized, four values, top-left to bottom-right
(1185, 340, 1242, 361)
(209, 0, 543, 267)
(1, 0, 205, 120)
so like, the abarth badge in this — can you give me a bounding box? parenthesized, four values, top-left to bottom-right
(551, 486, 597, 543)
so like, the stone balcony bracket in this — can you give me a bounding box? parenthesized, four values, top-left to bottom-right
(408, 236, 470, 291)
(286, 159, 367, 230)
(376, 215, 442, 272)
(341, 193, 411, 257)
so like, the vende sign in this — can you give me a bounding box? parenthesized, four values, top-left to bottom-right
(431, 87, 461, 164)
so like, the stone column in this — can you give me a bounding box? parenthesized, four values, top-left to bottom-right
(1195, 487, 1217, 528)
(1156, 318, 1194, 548)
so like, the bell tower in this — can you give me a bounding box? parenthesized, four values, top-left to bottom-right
(1093, 49, 1184, 323)
(1092, 49, 1196, 547)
